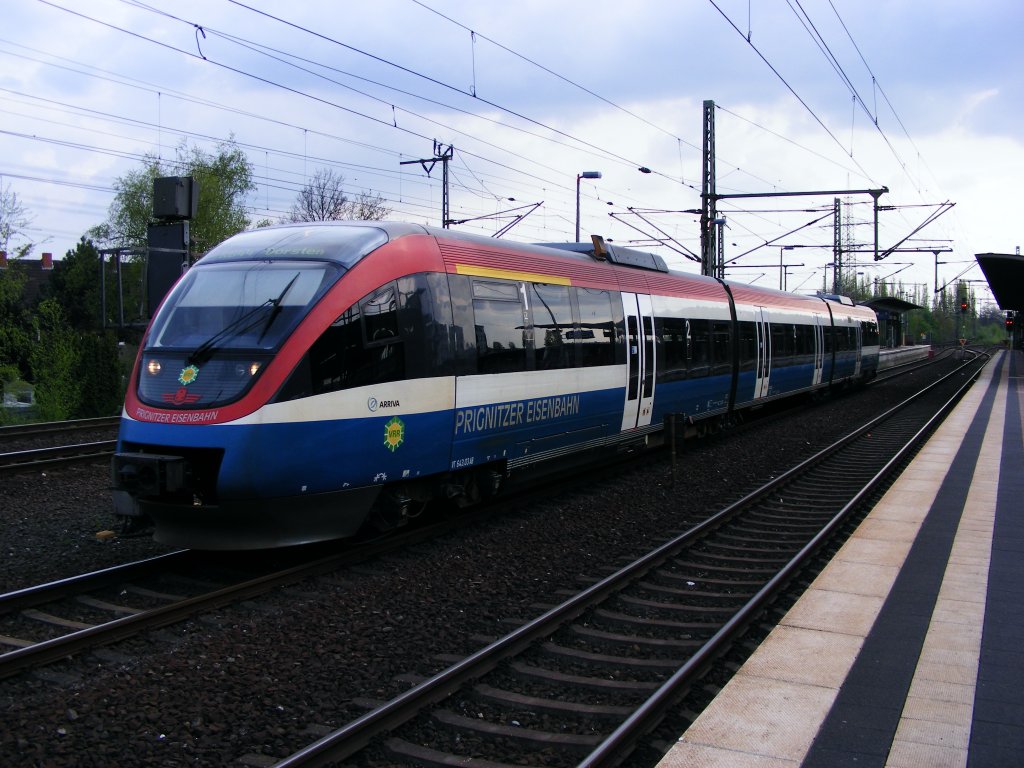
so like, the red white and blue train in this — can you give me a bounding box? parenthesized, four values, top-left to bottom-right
(112, 222, 880, 549)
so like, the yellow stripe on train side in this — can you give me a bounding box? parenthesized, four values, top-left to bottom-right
(454, 264, 571, 286)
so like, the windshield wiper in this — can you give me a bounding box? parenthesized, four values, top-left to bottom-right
(186, 273, 300, 366)
(257, 273, 300, 344)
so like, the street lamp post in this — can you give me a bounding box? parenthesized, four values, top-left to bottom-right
(575, 171, 602, 241)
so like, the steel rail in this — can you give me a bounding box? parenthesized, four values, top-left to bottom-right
(0, 416, 119, 440)
(0, 440, 117, 474)
(0, 515, 488, 681)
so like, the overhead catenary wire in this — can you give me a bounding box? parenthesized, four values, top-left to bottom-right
(5, 0, 977, 288)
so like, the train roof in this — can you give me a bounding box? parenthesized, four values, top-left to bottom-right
(200, 222, 877, 317)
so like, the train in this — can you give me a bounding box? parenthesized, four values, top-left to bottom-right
(112, 221, 880, 549)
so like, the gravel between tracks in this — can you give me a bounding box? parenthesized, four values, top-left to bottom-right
(0, 371, 951, 766)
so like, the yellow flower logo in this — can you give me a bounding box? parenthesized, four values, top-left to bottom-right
(178, 365, 200, 386)
(383, 416, 405, 452)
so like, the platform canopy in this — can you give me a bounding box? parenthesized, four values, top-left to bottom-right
(976, 252, 1024, 311)
(862, 297, 922, 314)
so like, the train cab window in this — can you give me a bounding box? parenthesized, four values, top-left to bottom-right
(290, 281, 406, 398)
(574, 288, 616, 367)
(529, 283, 573, 370)
(361, 284, 404, 383)
(363, 284, 399, 342)
(473, 279, 527, 374)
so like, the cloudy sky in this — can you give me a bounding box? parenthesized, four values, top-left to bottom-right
(3, 0, 1022, 305)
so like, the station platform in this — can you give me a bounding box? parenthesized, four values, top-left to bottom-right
(659, 348, 1023, 767)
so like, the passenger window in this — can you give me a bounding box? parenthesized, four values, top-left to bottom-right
(473, 279, 527, 374)
(656, 316, 687, 381)
(574, 288, 616, 367)
(529, 283, 573, 370)
(689, 319, 710, 377)
(711, 320, 732, 376)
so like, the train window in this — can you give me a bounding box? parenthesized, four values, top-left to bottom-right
(711, 320, 732, 376)
(793, 324, 812, 361)
(148, 261, 337, 352)
(737, 321, 757, 372)
(655, 316, 687, 381)
(473, 279, 527, 374)
(834, 326, 850, 352)
(770, 323, 791, 362)
(574, 288, 616, 367)
(293, 283, 406, 397)
(861, 320, 879, 347)
(688, 319, 710, 378)
(363, 284, 399, 344)
(300, 306, 363, 395)
(529, 283, 573, 370)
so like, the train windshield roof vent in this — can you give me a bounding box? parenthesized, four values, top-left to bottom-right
(538, 235, 668, 273)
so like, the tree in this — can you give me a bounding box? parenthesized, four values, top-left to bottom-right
(30, 299, 80, 421)
(0, 261, 32, 378)
(76, 330, 124, 417)
(44, 238, 103, 331)
(90, 137, 256, 254)
(288, 168, 390, 222)
(0, 181, 34, 257)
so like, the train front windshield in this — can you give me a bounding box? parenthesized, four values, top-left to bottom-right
(137, 261, 341, 409)
(148, 262, 337, 352)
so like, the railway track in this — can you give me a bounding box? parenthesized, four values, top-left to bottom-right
(0, 415, 120, 474)
(0, 415, 119, 442)
(0, 440, 117, 475)
(870, 345, 959, 384)
(266, 352, 988, 768)
(0, 513, 497, 682)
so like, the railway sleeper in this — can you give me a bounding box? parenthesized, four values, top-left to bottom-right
(569, 623, 704, 650)
(668, 559, 777, 576)
(385, 737, 544, 768)
(432, 708, 603, 749)
(472, 683, 632, 720)
(508, 661, 661, 693)
(594, 608, 720, 634)
(540, 642, 683, 671)
(617, 593, 745, 619)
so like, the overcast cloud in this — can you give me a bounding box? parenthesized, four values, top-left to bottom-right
(3, 0, 1022, 302)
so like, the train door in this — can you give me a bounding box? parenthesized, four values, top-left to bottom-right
(621, 292, 655, 430)
(754, 307, 771, 398)
(812, 314, 825, 386)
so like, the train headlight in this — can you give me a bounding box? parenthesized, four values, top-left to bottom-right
(146, 359, 162, 375)
(235, 362, 262, 377)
